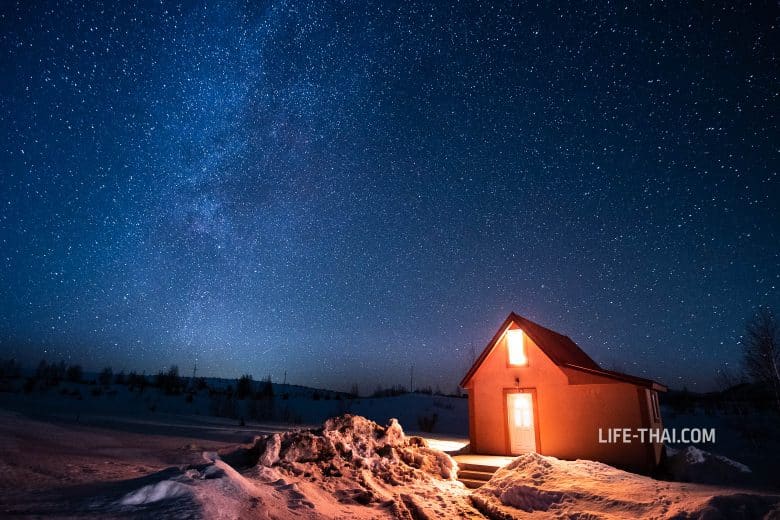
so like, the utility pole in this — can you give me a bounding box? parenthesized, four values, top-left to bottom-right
(283, 370, 287, 385)
(410, 365, 414, 393)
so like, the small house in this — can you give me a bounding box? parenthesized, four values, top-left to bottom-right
(460, 312, 667, 474)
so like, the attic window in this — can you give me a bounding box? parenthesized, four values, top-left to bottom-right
(507, 329, 527, 366)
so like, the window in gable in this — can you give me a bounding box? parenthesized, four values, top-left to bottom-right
(507, 329, 528, 366)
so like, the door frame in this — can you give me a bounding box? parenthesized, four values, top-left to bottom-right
(502, 387, 541, 455)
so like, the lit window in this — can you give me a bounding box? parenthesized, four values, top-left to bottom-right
(507, 329, 527, 366)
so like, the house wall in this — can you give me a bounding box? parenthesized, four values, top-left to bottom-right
(466, 325, 662, 473)
(643, 387, 665, 467)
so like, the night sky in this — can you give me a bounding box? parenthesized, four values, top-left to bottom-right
(1, 1, 777, 393)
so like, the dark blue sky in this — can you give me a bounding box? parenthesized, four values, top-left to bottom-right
(1, 1, 777, 392)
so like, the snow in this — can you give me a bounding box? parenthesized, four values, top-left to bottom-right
(0, 380, 468, 435)
(119, 480, 191, 505)
(209, 414, 474, 518)
(497, 484, 563, 512)
(2, 386, 779, 519)
(664, 445, 752, 485)
(472, 452, 780, 519)
(660, 404, 779, 484)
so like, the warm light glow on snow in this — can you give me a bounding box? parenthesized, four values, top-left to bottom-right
(423, 438, 469, 453)
(507, 329, 527, 365)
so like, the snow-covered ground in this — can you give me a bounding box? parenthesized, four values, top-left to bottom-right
(0, 380, 468, 436)
(2, 404, 779, 519)
(662, 404, 780, 486)
(472, 453, 780, 519)
(2, 381, 779, 518)
(0, 408, 476, 518)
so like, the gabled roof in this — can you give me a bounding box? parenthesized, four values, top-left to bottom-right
(460, 312, 667, 391)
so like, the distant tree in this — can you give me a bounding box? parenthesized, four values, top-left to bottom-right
(0, 359, 21, 379)
(114, 371, 126, 385)
(742, 307, 780, 411)
(98, 367, 113, 386)
(156, 366, 182, 395)
(66, 364, 83, 383)
(55, 361, 67, 384)
(372, 384, 407, 398)
(127, 371, 148, 391)
(261, 376, 274, 399)
(0, 360, 16, 392)
(236, 374, 253, 400)
(35, 360, 49, 381)
(246, 376, 275, 420)
(349, 383, 359, 399)
(36, 360, 66, 386)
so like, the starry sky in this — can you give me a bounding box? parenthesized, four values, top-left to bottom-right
(1, 1, 777, 392)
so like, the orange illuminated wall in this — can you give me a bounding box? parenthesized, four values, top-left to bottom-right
(462, 316, 665, 474)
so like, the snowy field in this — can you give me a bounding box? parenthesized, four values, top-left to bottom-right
(2, 398, 780, 518)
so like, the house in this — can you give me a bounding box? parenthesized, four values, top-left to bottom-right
(460, 312, 667, 474)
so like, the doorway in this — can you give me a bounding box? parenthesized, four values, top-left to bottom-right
(507, 392, 537, 454)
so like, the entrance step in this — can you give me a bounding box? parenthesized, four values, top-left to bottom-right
(459, 477, 488, 489)
(458, 469, 495, 481)
(456, 461, 500, 489)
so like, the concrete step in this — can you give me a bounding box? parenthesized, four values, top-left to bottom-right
(458, 462, 501, 474)
(458, 469, 494, 481)
(458, 477, 487, 489)
(454, 455, 510, 490)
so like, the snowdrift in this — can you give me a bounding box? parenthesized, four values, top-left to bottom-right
(112, 414, 476, 519)
(217, 414, 477, 518)
(229, 414, 455, 477)
(664, 445, 752, 485)
(472, 452, 780, 519)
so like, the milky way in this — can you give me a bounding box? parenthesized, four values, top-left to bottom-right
(1, 1, 777, 391)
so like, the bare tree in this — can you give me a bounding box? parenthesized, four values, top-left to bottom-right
(742, 307, 780, 411)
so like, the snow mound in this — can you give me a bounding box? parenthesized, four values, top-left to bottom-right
(665, 445, 752, 485)
(238, 414, 456, 481)
(473, 452, 780, 520)
(498, 484, 563, 512)
(218, 414, 478, 518)
(119, 479, 191, 506)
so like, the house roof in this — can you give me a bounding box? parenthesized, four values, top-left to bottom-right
(459, 312, 667, 391)
(561, 364, 667, 392)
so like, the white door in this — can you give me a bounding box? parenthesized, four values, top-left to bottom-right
(507, 392, 537, 454)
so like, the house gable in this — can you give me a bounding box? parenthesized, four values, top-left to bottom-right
(461, 312, 598, 388)
(460, 312, 666, 392)
(469, 319, 569, 389)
